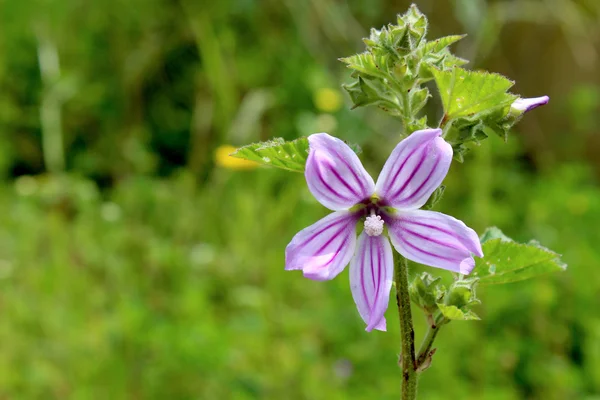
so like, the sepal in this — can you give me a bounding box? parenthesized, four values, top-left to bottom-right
(409, 272, 445, 315)
(436, 276, 481, 321)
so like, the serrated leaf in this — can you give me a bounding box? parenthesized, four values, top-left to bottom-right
(441, 53, 469, 69)
(422, 35, 465, 55)
(474, 232, 567, 285)
(437, 304, 480, 321)
(231, 138, 309, 172)
(479, 226, 512, 243)
(340, 52, 389, 79)
(232, 138, 363, 173)
(432, 67, 517, 120)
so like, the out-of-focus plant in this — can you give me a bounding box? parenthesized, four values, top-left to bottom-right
(233, 5, 565, 399)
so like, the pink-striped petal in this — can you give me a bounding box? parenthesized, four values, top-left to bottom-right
(511, 96, 549, 113)
(305, 133, 375, 211)
(285, 211, 359, 281)
(375, 129, 452, 210)
(349, 232, 394, 332)
(387, 210, 483, 274)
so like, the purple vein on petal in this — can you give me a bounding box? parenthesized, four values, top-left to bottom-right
(329, 162, 361, 198)
(382, 144, 421, 198)
(314, 160, 354, 202)
(396, 156, 441, 205)
(360, 242, 369, 308)
(397, 234, 457, 263)
(387, 145, 428, 201)
(295, 216, 348, 252)
(330, 146, 369, 195)
(401, 219, 457, 237)
(401, 227, 466, 253)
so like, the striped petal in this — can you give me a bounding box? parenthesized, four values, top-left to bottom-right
(375, 129, 452, 210)
(285, 211, 359, 281)
(387, 210, 483, 274)
(349, 232, 394, 332)
(306, 133, 375, 211)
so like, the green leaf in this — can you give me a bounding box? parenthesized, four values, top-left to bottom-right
(400, 4, 428, 48)
(440, 53, 469, 69)
(409, 272, 444, 314)
(479, 226, 512, 243)
(436, 304, 480, 321)
(474, 228, 567, 285)
(340, 52, 389, 79)
(422, 185, 444, 210)
(446, 278, 481, 309)
(409, 87, 430, 115)
(432, 67, 517, 120)
(343, 76, 402, 115)
(231, 138, 309, 172)
(421, 35, 465, 55)
(232, 138, 363, 173)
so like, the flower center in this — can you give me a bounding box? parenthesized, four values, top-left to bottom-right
(364, 212, 384, 237)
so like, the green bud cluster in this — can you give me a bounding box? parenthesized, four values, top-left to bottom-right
(339, 4, 544, 161)
(410, 272, 481, 323)
(340, 5, 467, 133)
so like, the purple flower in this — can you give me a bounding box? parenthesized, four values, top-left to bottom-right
(285, 129, 483, 331)
(511, 96, 549, 113)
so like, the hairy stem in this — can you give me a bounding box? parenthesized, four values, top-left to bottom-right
(416, 324, 440, 368)
(399, 90, 412, 133)
(395, 255, 417, 400)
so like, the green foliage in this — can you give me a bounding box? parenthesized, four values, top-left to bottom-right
(436, 304, 480, 321)
(432, 67, 518, 160)
(0, 0, 596, 399)
(474, 227, 567, 285)
(479, 226, 512, 242)
(410, 272, 482, 323)
(417, 35, 468, 80)
(231, 138, 362, 173)
(433, 67, 516, 120)
(437, 277, 481, 321)
(422, 185, 445, 210)
(421, 35, 465, 55)
(340, 53, 390, 80)
(340, 5, 467, 127)
(409, 272, 443, 314)
(231, 138, 309, 173)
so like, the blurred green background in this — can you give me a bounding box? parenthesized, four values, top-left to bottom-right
(0, 0, 599, 398)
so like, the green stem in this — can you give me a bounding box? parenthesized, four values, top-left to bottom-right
(394, 255, 418, 400)
(399, 89, 412, 133)
(416, 323, 440, 368)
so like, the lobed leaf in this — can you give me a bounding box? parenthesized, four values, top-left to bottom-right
(340, 52, 389, 79)
(474, 228, 567, 285)
(231, 138, 362, 173)
(432, 67, 517, 120)
(230, 138, 309, 173)
(421, 35, 465, 55)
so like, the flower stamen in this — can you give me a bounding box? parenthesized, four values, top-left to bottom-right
(364, 212, 384, 237)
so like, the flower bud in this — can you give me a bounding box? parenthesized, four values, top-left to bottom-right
(510, 96, 549, 116)
(409, 272, 445, 315)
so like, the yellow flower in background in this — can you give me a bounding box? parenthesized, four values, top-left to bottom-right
(314, 88, 343, 113)
(215, 145, 259, 170)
